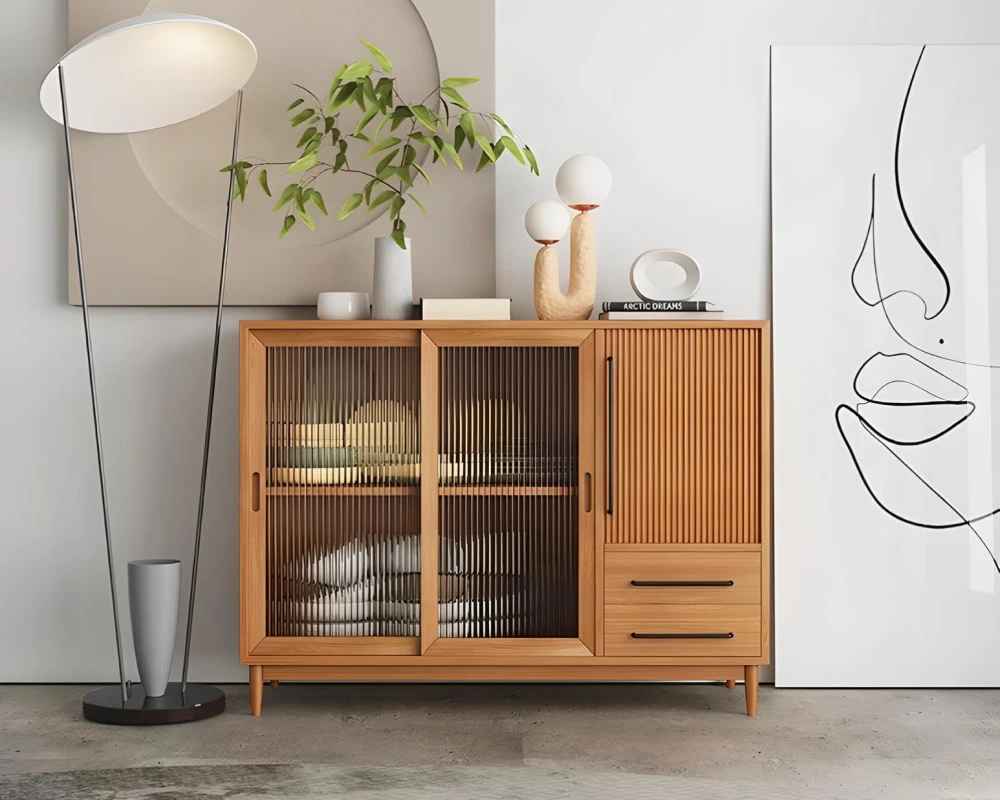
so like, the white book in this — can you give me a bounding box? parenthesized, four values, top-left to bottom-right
(599, 311, 725, 321)
(422, 298, 511, 320)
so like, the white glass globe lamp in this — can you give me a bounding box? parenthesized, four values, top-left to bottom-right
(525, 200, 571, 245)
(555, 154, 612, 211)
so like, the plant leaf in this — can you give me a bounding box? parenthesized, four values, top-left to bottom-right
(333, 153, 347, 172)
(324, 116, 337, 134)
(330, 83, 355, 112)
(413, 162, 432, 187)
(442, 142, 463, 170)
(475, 150, 492, 173)
(353, 131, 372, 143)
(338, 192, 364, 220)
(443, 77, 479, 88)
(363, 179, 376, 205)
(490, 113, 515, 137)
(279, 214, 296, 239)
(423, 135, 444, 161)
(365, 136, 401, 157)
(219, 160, 251, 172)
(440, 86, 469, 109)
(524, 145, 539, 176)
(391, 227, 407, 250)
(454, 125, 467, 152)
(374, 112, 394, 140)
(309, 190, 328, 215)
(296, 204, 316, 231)
(258, 168, 271, 196)
(411, 104, 438, 132)
(302, 137, 322, 156)
(368, 189, 395, 210)
(340, 60, 373, 80)
(360, 39, 392, 72)
(376, 148, 400, 175)
(286, 152, 319, 173)
(362, 76, 378, 107)
(403, 144, 417, 165)
(474, 134, 496, 162)
(234, 165, 247, 200)
(296, 126, 318, 148)
(395, 165, 414, 188)
(410, 193, 429, 217)
(460, 112, 476, 143)
(326, 64, 347, 105)
(287, 98, 305, 111)
(290, 108, 315, 127)
(354, 105, 379, 136)
(499, 135, 524, 164)
(389, 195, 405, 219)
(272, 183, 297, 211)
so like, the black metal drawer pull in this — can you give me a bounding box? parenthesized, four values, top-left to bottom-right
(630, 580, 735, 587)
(630, 632, 735, 640)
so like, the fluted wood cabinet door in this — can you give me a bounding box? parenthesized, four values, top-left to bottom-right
(605, 327, 766, 546)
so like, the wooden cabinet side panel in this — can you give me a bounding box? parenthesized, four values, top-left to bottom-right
(607, 328, 762, 545)
(240, 330, 268, 660)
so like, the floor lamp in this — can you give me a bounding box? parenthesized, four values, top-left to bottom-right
(39, 13, 257, 725)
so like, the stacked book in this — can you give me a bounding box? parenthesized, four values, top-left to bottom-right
(421, 298, 511, 321)
(598, 300, 722, 320)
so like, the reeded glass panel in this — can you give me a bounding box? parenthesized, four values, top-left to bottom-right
(438, 346, 579, 638)
(265, 346, 420, 637)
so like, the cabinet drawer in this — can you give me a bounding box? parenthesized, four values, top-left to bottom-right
(605, 605, 761, 656)
(605, 551, 760, 604)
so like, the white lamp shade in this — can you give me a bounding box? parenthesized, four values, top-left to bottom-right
(555, 154, 612, 209)
(40, 13, 257, 134)
(525, 200, 571, 243)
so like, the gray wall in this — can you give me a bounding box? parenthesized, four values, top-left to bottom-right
(3, 0, 1000, 683)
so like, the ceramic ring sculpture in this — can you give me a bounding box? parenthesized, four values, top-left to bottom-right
(629, 249, 702, 302)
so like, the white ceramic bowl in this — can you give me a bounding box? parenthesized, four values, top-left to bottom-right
(317, 292, 370, 320)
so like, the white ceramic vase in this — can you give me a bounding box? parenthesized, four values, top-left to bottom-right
(128, 559, 180, 698)
(371, 236, 413, 320)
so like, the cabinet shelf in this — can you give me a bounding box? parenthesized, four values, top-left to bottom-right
(266, 485, 419, 496)
(438, 485, 577, 496)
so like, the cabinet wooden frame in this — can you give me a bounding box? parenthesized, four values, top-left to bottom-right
(239, 320, 771, 716)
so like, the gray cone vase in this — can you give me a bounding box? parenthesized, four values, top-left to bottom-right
(127, 559, 181, 698)
(372, 236, 413, 320)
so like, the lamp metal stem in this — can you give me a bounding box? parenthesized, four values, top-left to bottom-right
(181, 90, 244, 692)
(58, 63, 129, 706)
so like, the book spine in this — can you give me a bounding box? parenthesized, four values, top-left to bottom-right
(601, 301, 712, 312)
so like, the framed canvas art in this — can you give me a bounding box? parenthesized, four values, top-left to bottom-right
(65, 0, 495, 305)
(772, 45, 1000, 686)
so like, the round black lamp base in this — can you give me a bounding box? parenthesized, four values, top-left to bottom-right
(83, 683, 225, 725)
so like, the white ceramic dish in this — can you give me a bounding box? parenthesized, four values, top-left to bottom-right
(317, 291, 370, 320)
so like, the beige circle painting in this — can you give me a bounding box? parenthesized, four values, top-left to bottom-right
(129, 0, 439, 249)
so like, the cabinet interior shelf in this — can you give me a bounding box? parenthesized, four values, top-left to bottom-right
(266, 485, 578, 497)
(266, 485, 419, 496)
(438, 485, 577, 496)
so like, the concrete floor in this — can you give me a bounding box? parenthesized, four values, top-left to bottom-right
(0, 683, 997, 798)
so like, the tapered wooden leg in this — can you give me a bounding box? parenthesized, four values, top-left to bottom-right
(744, 665, 759, 716)
(250, 665, 263, 717)
(726, 679, 736, 689)
(270, 680, 279, 688)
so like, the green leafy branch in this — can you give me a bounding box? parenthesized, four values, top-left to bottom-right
(222, 39, 538, 249)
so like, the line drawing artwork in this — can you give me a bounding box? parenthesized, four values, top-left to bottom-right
(834, 44, 1000, 575)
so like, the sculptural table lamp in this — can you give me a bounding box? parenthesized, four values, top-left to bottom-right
(39, 13, 257, 724)
(526, 154, 612, 320)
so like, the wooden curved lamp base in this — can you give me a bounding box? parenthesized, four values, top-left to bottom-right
(534, 211, 597, 320)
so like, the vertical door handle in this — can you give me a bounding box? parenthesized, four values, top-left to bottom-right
(251, 471, 260, 512)
(606, 356, 614, 515)
(584, 472, 593, 513)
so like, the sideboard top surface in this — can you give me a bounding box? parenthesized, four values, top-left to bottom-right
(240, 320, 771, 331)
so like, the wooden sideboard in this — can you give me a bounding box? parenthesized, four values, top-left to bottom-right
(239, 320, 771, 716)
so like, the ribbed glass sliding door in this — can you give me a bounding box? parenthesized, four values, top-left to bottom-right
(264, 337, 421, 642)
(422, 330, 596, 654)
